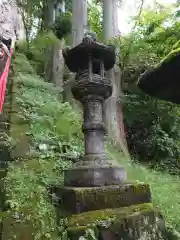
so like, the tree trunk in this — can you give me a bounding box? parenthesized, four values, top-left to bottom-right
(69, 0, 88, 107)
(55, 0, 65, 16)
(51, 39, 64, 91)
(49, 1, 66, 89)
(43, 0, 55, 82)
(103, 0, 113, 39)
(112, 0, 121, 37)
(103, 0, 129, 158)
(43, 0, 65, 89)
(43, 0, 55, 30)
(72, 0, 88, 46)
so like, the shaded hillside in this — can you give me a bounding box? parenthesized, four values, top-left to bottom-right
(3, 52, 83, 240)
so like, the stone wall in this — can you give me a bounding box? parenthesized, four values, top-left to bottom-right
(5, 75, 30, 158)
(0, 0, 27, 159)
(0, 0, 25, 43)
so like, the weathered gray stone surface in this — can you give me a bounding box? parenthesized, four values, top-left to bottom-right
(0, 0, 25, 42)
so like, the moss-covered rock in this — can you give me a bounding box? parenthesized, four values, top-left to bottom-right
(65, 203, 166, 240)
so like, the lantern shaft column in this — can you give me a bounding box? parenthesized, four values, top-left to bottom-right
(83, 98, 105, 155)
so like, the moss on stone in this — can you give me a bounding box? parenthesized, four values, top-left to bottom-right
(72, 182, 149, 197)
(57, 183, 151, 214)
(67, 203, 153, 227)
(65, 203, 166, 239)
(156, 47, 180, 67)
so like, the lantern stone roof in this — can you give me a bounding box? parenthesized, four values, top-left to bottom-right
(137, 46, 180, 104)
(62, 40, 116, 73)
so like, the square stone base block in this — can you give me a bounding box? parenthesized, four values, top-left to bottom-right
(65, 203, 166, 240)
(54, 183, 152, 214)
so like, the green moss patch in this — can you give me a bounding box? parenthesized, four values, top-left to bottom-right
(66, 203, 165, 239)
(67, 203, 153, 227)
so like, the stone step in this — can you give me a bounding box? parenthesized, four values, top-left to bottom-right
(65, 203, 166, 240)
(53, 183, 152, 214)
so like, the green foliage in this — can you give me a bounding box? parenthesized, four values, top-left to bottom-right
(17, 0, 43, 19)
(134, 6, 172, 38)
(17, 0, 43, 42)
(65, 0, 72, 12)
(5, 158, 63, 239)
(88, 2, 103, 41)
(124, 87, 180, 164)
(13, 52, 36, 75)
(119, 4, 180, 166)
(53, 13, 72, 40)
(120, 3, 180, 78)
(5, 53, 83, 239)
(16, 31, 60, 77)
(18, 0, 72, 42)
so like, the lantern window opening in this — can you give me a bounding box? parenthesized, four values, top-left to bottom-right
(90, 56, 106, 79)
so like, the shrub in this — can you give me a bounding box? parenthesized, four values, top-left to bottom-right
(53, 13, 72, 40)
(124, 87, 180, 164)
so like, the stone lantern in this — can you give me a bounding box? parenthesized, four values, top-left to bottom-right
(62, 34, 126, 187)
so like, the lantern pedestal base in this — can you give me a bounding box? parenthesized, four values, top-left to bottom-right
(64, 165, 127, 187)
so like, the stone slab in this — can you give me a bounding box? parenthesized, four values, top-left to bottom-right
(65, 203, 166, 240)
(54, 183, 152, 214)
